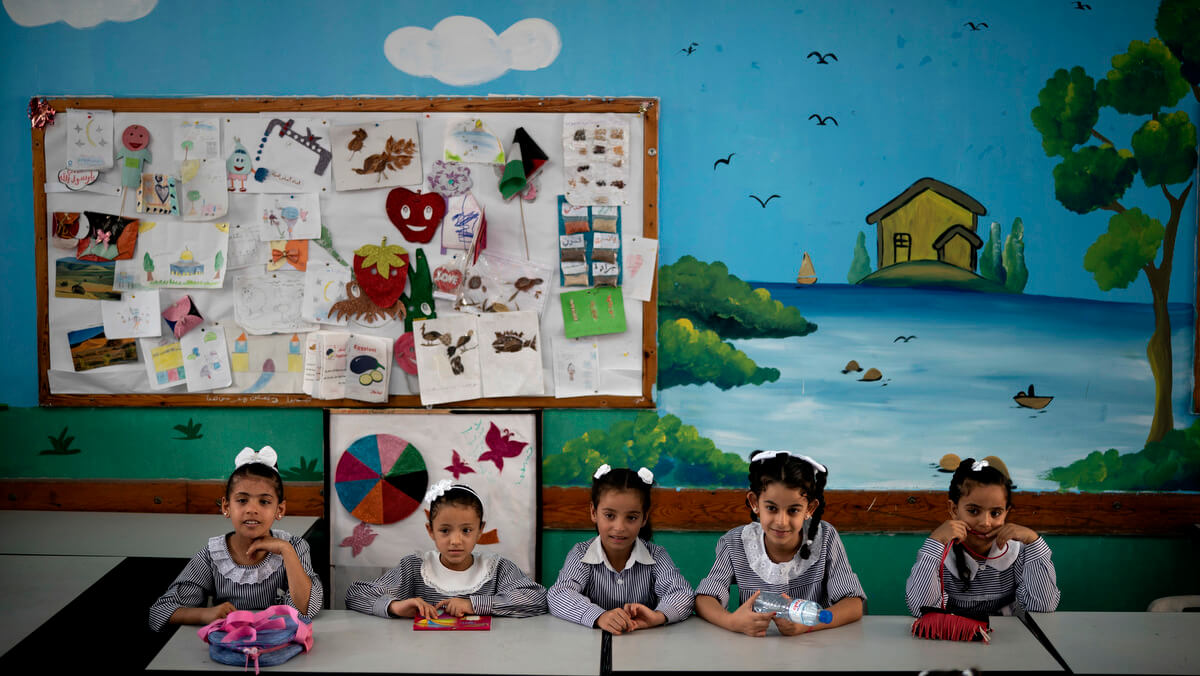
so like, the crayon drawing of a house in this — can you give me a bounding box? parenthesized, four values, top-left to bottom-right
(866, 177, 987, 272)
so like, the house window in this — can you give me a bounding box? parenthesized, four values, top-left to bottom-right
(893, 233, 911, 263)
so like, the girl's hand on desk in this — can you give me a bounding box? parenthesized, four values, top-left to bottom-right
(389, 597, 439, 619)
(436, 597, 475, 617)
(730, 591, 774, 637)
(623, 603, 666, 630)
(930, 519, 968, 545)
(203, 602, 237, 624)
(596, 608, 634, 635)
(993, 523, 1038, 546)
(772, 614, 812, 636)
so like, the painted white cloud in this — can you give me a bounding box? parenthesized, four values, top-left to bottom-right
(384, 15, 560, 86)
(3, 0, 156, 28)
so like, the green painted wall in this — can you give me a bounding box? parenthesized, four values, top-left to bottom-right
(0, 407, 323, 480)
(542, 530, 1200, 615)
(543, 409, 642, 456)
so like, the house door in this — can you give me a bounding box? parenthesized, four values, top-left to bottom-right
(893, 233, 911, 263)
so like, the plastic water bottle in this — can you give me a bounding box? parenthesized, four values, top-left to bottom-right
(752, 592, 833, 626)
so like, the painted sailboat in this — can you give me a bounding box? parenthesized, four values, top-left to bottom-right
(796, 252, 818, 285)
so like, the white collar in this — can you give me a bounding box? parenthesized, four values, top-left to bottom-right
(419, 550, 499, 595)
(740, 521, 823, 585)
(580, 536, 655, 572)
(209, 529, 290, 585)
(946, 539, 1022, 579)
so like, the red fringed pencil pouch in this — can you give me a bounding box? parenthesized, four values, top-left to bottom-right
(910, 540, 992, 642)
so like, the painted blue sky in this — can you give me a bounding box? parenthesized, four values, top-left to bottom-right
(1, 0, 1196, 404)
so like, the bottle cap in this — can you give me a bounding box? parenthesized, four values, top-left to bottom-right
(818, 610, 833, 624)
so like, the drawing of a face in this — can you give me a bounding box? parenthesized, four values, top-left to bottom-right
(386, 187, 445, 244)
(122, 125, 150, 151)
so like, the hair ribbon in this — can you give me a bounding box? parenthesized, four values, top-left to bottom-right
(971, 459, 989, 472)
(752, 450, 826, 475)
(636, 467, 654, 484)
(234, 445, 278, 469)
(593, 464, 612, 480)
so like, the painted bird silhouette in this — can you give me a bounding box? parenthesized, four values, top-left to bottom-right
(893, 335, 918, 343)
(964, 22, 989, 30)
(444, 449, 475, 480)
(477, 422, 529, 472)
(807, 51, 838, 64)
(713, 152, 735, 170)
(749, 194, 781, 208)
(809, 114, 838, 126)
(680, 42, 699, 55)
(1073, 1, 1091, 9)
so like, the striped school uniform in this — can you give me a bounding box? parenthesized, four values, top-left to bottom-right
(344, 551, 547, 618)
(148, 529, 323, 631)
(696, 521, 866, 608)
(548, 537, 695, 628)
(905, 537, 1060, 616)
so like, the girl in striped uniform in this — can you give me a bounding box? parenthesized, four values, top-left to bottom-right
(345, 481, 546, 619)
(548, 465, 694, 634)
(905, 458, 1059, 616)
(696, 451, 865, 637)
(149, 446, 323, 631)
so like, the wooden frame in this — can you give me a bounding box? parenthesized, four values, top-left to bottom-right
(34, 96, 659, 408)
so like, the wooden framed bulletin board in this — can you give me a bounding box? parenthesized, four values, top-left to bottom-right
(33, 97, 658, 408)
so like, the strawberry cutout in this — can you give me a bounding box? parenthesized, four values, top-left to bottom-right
(353, 238, 409, 309)
(386, 187, 445, 244)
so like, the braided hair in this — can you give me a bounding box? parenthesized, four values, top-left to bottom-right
(948, 458, 1013, 588)
(591, 467, 654, 541)
(747, 450, 828, 560)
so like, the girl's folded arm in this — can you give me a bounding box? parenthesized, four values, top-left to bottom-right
(470, 558, 547, 617)
(279, 536, 323, 618)
(149, 550, 215, 631)
(547, 546, 606, 628)
(1016, 538, 1060, 612)
(904, 538, 948, 616)
(649, 546, 695, 623)
(345, 556, 420, 618)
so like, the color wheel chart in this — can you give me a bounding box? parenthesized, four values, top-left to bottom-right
(334, 434, 428, 524)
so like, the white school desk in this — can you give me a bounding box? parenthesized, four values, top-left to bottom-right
(148, 610, 601, 674)
(0, 554, 123, 654)
(1030, 612, 1200, 674)
(611, 616, 1063, 673)
(0, 511, 318, 557)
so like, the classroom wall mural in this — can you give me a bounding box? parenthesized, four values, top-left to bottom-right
(1, 1, 1197, 494)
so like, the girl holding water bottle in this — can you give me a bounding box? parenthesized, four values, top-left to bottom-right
(695, 451, 865, 636)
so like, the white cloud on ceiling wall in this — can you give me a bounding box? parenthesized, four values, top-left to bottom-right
(383, 15, 561, 86)
(3, 0, 157, 28)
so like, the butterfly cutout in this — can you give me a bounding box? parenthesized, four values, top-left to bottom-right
(444, 449, 475, 480)
(162, 295, 203, 339)
(338, 521, 378, 557)
(477, 422, 529, 472)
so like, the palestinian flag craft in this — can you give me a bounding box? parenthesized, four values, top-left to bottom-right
(498, 128, 548, 201)
(334, 434, 428, 525)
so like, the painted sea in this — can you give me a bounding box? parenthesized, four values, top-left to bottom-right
(657, 284, 1196, 491)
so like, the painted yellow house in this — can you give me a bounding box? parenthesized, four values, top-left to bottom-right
(865, 178, 987, 271)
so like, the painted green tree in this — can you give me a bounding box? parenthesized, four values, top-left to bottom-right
(1003, 218, 1028, 293)
(847, 231, 872, 284)
(979, 221, 1005, 284)
(143, 252, 154, 281)
(1031, 4, 1197, 443)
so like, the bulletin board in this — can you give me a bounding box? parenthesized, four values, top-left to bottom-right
(32, 97, 659, 408)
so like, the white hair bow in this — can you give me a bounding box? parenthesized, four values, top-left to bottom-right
(752, 450, 826, 475)
(793, 454, 827, 475)
(423, 478, 454, 505)
(971, 459, 989, 472)
(593, 464, 612, 480)
(637, 467, 654, 484)
(234, 445, 278, 469)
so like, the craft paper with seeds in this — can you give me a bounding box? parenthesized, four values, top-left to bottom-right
(252, 116, 333, 193)
(478, 311, 544, 397)
(331, 120, 422, 191)
(562, 114, 631, 206)
(414, 315, 482, 405)
(65, 109, 114, 170)
(113, 221, 230, 291)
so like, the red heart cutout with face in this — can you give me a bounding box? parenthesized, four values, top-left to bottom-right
(432, 265, 464, 294)
(386, 188, 446, 244)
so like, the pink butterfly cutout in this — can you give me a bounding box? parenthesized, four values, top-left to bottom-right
(444, 449, 475, 480)
(339, 521, 378, 557)
(477, 422, 529, 473)
(162, 296, 203, 339)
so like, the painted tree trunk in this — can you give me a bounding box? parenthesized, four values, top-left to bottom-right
(1145, 280, 1173, 444)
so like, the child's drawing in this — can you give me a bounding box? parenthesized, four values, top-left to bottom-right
(114, 221, 230, 290)
(552, 338, 600, 398)
(65, 109, 113, 170)
(257, 193, 321, 240)
(215, 323, 304, 394)
(443, 118, 504, 164)
(225, 222, 266, 270)
(562, 114, 630, 206)
(252, 117, 332, 193)
(179, 158, 228, 221)
(180, 325, 232, 392)
(174, 117, 220, 161)
(136, 173, 179, 215)
(67, 325, 138, 372)
(414, 315, 481, 405)
(266, 239, 309, 272)
(331, 120, 422, 191)
(100, 290, 161, 339)
(233, 273, 318, 335)
(442, 192, 485, 253)
(344, 335, 391, 403)
(139, 335, 186, 390)
(478, 311, 544, 398)
(224, 134, 256, 192)
(115, 124, 152, 190)
(302, 263, 352, 326)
